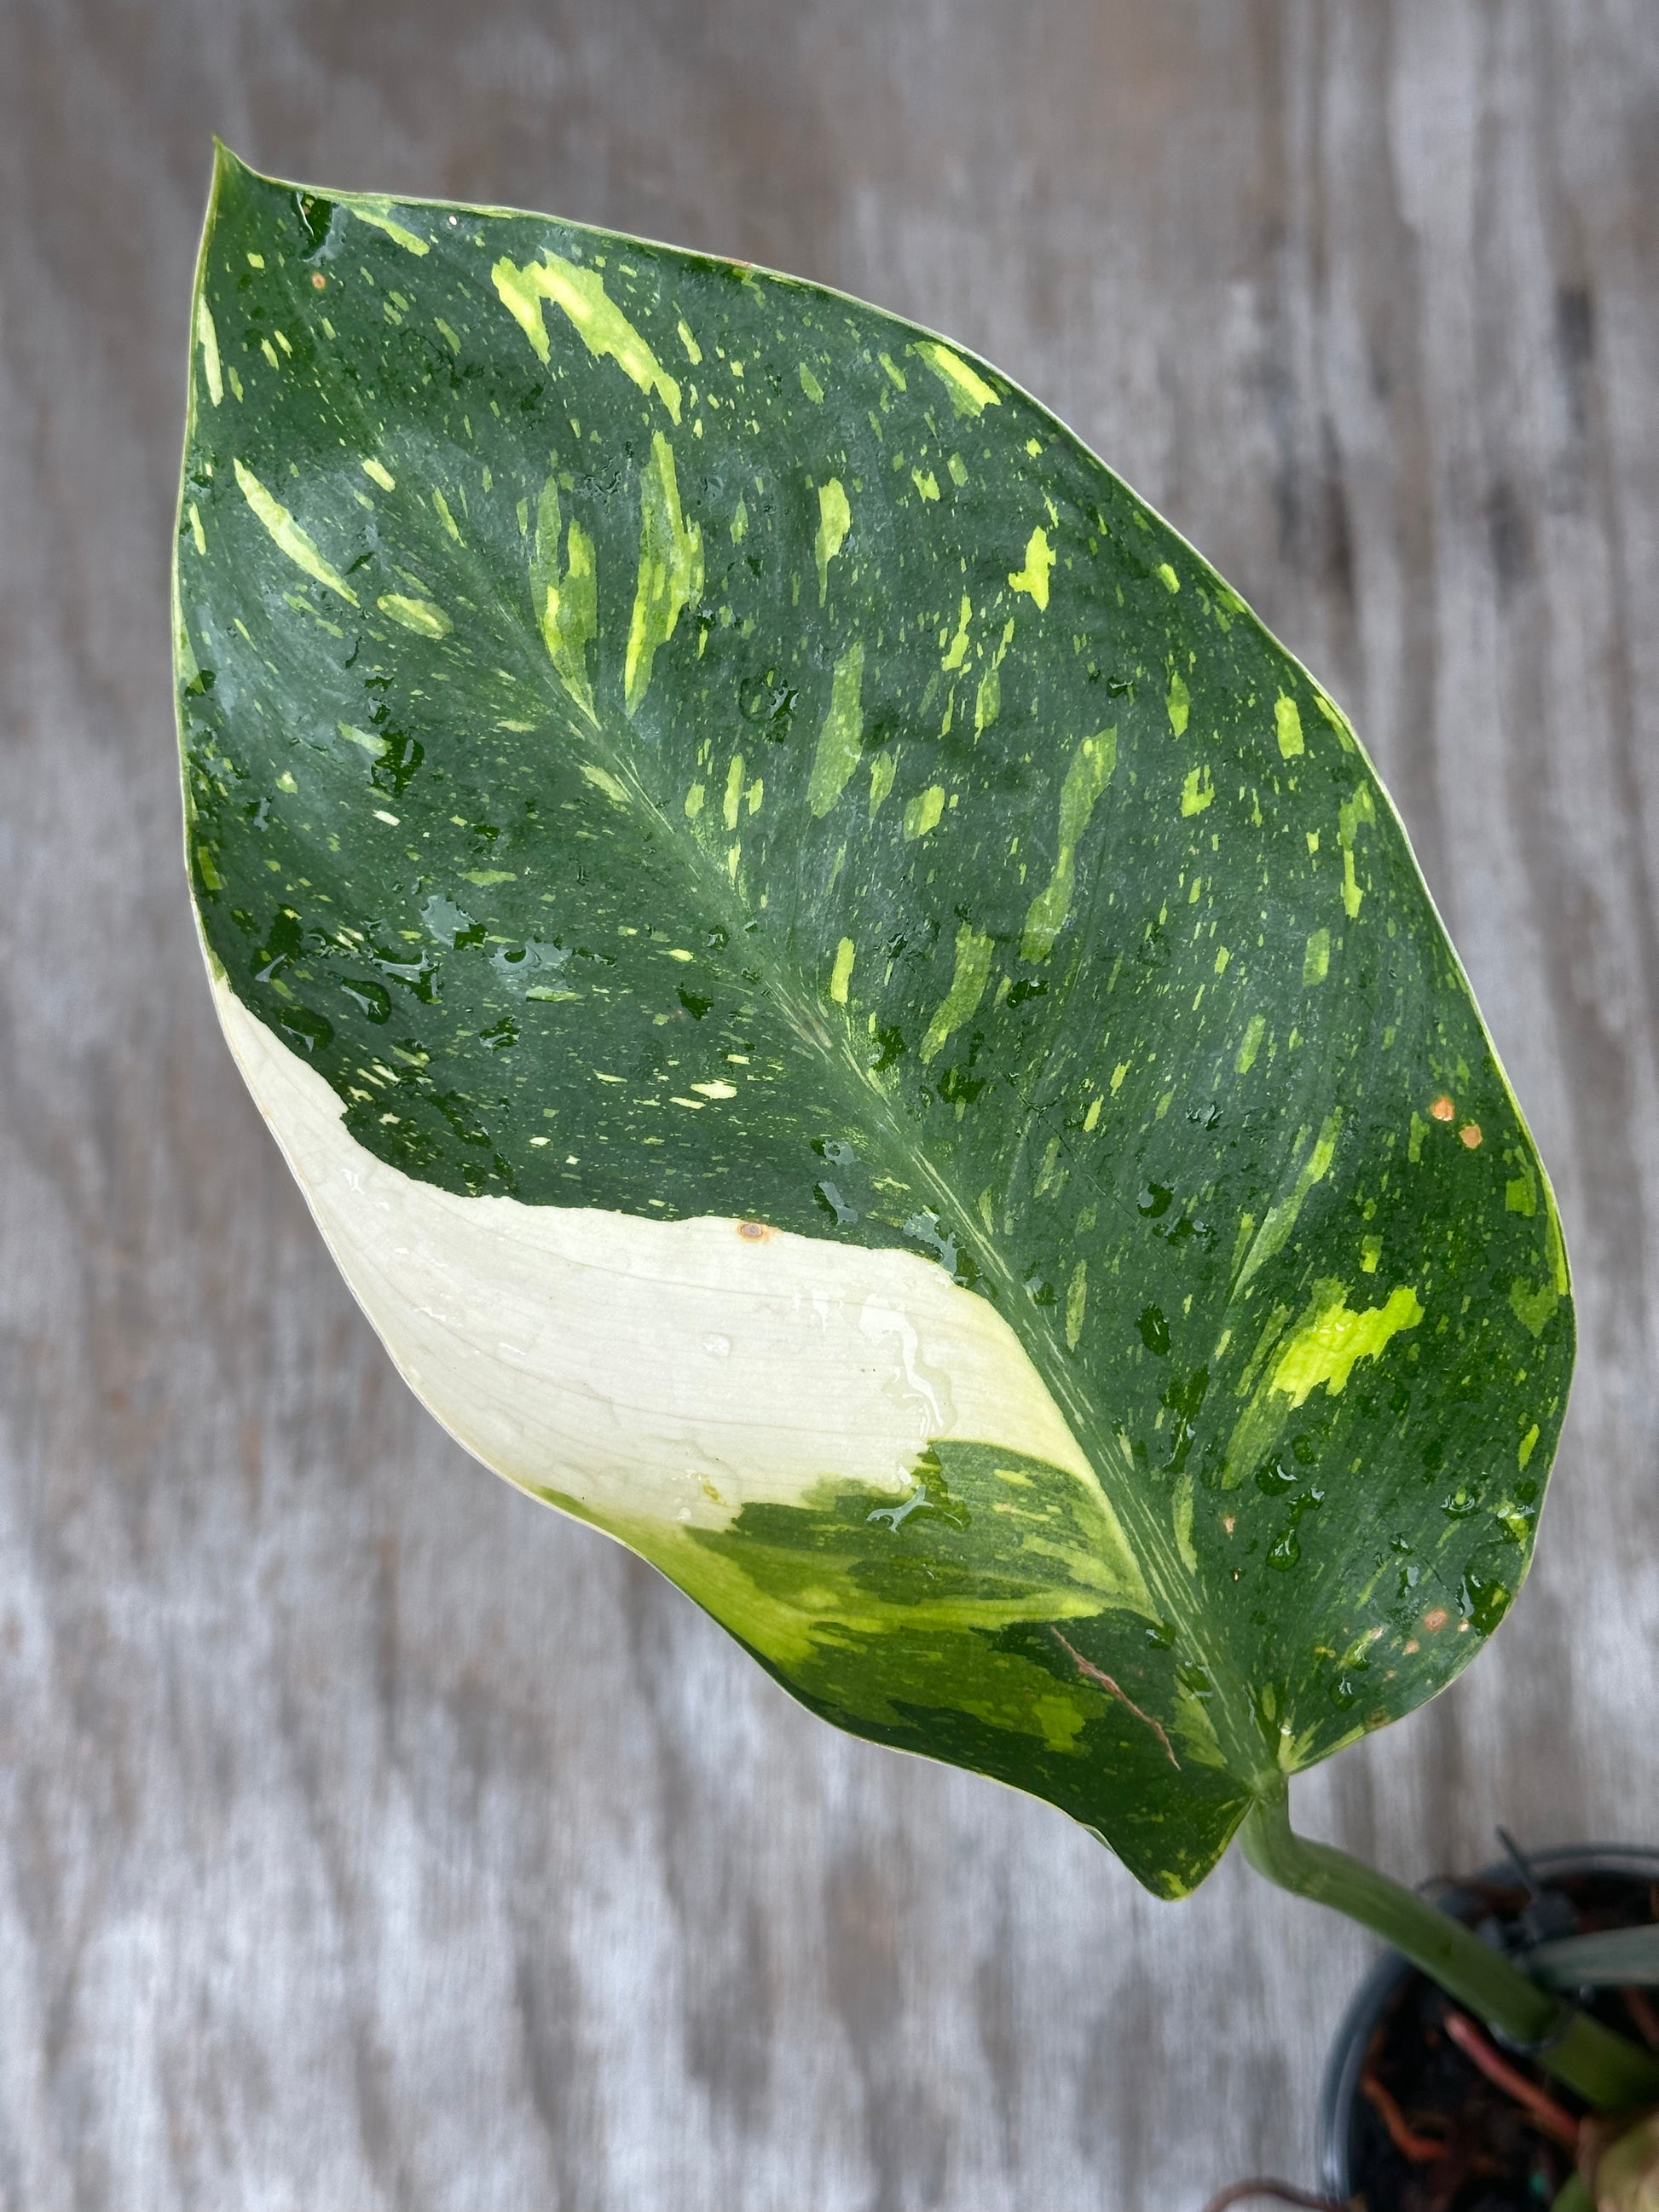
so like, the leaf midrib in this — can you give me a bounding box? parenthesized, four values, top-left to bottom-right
(565, 657, 1271, 1793)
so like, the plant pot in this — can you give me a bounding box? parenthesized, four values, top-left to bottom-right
(1319, 1844, 1659, 2209)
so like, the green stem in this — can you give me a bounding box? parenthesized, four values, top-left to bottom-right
(1238, 1783, 1659, 2111)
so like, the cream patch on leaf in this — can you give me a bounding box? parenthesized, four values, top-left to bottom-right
(212, 979, 1111, 1539)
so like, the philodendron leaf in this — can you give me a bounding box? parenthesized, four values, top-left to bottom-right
(175, 148, 1574, 1900)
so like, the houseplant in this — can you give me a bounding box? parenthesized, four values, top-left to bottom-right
(173, 147, 1658, 2204)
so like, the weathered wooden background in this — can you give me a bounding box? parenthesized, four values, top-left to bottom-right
(3, 0, 1657, 2203)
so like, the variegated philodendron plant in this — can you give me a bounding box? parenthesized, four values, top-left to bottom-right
(176, 149, 1573, 1920)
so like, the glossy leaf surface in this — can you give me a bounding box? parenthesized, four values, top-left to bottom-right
(176, 151, 1574, 1897)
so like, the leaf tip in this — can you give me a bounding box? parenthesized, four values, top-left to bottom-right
(209, 138, 252, 193)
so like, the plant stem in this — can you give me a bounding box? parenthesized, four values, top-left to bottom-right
(1238, 1783, 1659, 2111)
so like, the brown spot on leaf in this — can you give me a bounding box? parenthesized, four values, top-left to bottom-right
(737, 1219, 772, 1241)
(1423, 1607, 1449, 1632)
(311, 271, 327, 290)
(1430, 1094, 1455, 1122)
(1460, 1123, 1483, 1148)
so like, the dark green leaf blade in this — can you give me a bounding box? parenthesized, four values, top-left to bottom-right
(176, 148, 1573, 1897)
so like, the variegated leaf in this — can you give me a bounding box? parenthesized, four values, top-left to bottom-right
(174, 149, 1573, 1897)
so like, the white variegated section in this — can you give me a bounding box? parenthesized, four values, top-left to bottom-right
(213, 977, 1102, 1532)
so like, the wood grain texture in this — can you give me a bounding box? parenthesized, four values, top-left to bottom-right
(2, 1, 1656, 2203)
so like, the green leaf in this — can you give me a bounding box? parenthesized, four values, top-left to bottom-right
(1528, 1925, 1659, 1990)
(176, 148, 1574, 1900)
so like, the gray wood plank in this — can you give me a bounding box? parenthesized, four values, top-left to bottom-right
(2, 1, 1656, 2202)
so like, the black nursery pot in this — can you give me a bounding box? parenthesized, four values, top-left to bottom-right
(1319, 1845, 1659, 2210)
